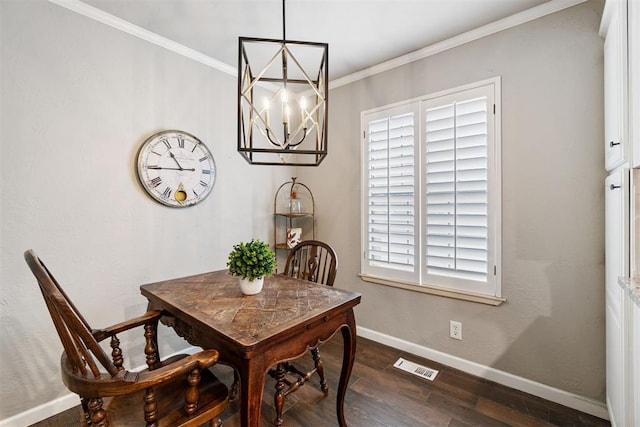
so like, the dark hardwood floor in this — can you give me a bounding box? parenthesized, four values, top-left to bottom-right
(31, 336, 609, 427)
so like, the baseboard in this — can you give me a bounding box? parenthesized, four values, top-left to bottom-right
(357, 326, 609, 421)
(0, 394, 79, 427)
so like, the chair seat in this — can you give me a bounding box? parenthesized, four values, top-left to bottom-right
(102, 356, 228, 427)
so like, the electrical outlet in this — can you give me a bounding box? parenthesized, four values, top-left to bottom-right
(450, 320, 462, 340)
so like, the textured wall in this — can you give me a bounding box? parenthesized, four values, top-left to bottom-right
(300, 0, 606, 402)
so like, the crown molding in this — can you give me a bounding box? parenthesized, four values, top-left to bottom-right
(48, 0, 236, 76)
(598, 0, 615, 36)
(49, 0, 588, 88)
(329, 0, 589, 89)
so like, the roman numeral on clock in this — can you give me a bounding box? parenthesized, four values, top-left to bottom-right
(150, 177, 162, 187)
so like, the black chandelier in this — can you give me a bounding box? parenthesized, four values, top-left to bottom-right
(237, 0, 328, 166)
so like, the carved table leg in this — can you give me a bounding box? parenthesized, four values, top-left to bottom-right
(337, 310, 357, 427)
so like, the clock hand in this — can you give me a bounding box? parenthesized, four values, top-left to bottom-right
(168, 151, 185, 170)
(147, 166, 196, 171)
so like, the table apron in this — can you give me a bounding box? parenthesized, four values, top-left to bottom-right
(260, 309, 354, 369)
(157, 307, 355, 371)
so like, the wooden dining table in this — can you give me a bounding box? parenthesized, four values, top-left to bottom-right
(140, 269, 362, 427)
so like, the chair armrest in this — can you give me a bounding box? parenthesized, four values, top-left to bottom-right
(131, 349, 220, 385)
(66, 349, 221, 397)
(92, 310, 163, 342)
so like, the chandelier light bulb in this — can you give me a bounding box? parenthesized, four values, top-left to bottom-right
(299, 97, 307, 127)
(284, 104, 291, 125)
(281, 90, 288, 124)
(263, 98, 271, 126)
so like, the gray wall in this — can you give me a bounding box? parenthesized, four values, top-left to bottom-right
(0, 0, 606, 421)
(0, 0, 292, 419)
(300, 0, 606, 402)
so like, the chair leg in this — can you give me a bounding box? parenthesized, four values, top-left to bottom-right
(230, 369, 239, 401)
(143, 387, 158, 426)
(80, 397, 92, 425)
(311, 347, 329, 396)
(210, 417, 222, 427)
(270, 349, 329, 426)
(87, 398, 108, 427)
(273, 363, 286, 426)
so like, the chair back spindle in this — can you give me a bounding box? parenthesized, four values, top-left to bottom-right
(24, 249, 229, 426)
(284, 240, 338, 286)
(25, 250, 119, 377)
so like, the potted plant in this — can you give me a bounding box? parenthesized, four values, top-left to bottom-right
(227, 239, 277, 295)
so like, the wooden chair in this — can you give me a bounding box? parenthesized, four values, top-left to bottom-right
(270, 240, 338, 426)
(24, 249, 229, 427)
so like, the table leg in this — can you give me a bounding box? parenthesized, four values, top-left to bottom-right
(238, 361, 266, 427)
(337, 309, 357, 427)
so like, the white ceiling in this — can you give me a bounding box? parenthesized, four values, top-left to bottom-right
(81, 0, 562, 80)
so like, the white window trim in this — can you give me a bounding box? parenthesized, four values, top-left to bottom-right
(360, 77, 503, 304)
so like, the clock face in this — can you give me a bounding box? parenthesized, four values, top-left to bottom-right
(137, 130, 216, 207)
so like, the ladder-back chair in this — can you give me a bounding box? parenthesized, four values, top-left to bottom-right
(24, 249, 229, 426)
(270, 240, 338, 425)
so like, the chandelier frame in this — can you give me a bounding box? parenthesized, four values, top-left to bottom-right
(237, 9, 329, 166)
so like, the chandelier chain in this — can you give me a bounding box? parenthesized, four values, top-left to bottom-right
(282, 0, 286, 41)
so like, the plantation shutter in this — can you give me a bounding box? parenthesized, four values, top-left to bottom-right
(424, 95, 489, 283)
(361, 79, 500, 299)
(366, 112, 415, 272)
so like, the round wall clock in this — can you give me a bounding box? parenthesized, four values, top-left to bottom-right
(136, 130, 216, 207)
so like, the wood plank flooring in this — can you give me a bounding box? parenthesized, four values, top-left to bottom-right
(31, 336, 610, 426)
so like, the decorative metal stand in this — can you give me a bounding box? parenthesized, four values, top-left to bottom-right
(273, 177, 315, 251)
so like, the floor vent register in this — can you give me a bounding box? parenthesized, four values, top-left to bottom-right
(393, 357, 439, 381)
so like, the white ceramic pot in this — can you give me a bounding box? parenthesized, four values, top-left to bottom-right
(239, 277, 264, 295)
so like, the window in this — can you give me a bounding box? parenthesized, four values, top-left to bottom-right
(361, 78, 502, 301)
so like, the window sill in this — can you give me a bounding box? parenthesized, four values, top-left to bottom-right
(359, 274, 506, 306)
